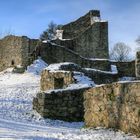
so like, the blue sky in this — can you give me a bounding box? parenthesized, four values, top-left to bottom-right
(0, 0, 140, 51)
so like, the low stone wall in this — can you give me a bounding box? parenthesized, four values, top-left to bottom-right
(111, 61, 135, 77)
(84, 82, 140, 137)
(82, 68, 118, 84)
(33, 88, 88, 122)
(81, 58, 110, 71)
(40, 69, 73, 91)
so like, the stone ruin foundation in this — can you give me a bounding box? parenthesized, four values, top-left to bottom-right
(33, 59, 140, 137)
(84, 82, 140, 137)
(40, 69, 73, 91)
(33, 88, 88, 122)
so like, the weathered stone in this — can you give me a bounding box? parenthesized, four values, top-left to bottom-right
(40, 69, 73, 91)
(84, 82, 140, 137)
(13, 65, 25, 73)
(0, 35, 39, 72)
(60, 10, 108, 59)
(111, 61, 135, 77)
(33, 88, 88, 122)
(136, 51, 140, 78)
(33, 10, 110, 71)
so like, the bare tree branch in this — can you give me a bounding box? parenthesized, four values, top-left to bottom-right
(110, 42, 131, 62)
(40, 21, 58, 41)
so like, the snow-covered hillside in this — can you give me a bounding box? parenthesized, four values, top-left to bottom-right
(0, 66, 139, 139)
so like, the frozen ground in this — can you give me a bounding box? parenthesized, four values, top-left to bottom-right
(0, 68, 139, 139)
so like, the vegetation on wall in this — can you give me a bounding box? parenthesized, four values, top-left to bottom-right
(40, 21, 62, 41)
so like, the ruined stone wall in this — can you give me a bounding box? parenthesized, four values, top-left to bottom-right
(0, 36, 23, 71)
(62, 10, 100, 39)
(0, 35, 38, 72)
(84, 82, 140, 137)
(0, 40, 2, 59)
(21, 37, 39, 67)
(111, 61, 135, 77)
(81, 58, 110, 71)
(29, 39, 39, 53)
(36, 43, 110, 71)
(40, 69, 73, 91)
(82, 69, 118, 85)
(33, 88, 88, 122)
(74, 22, 108, 59)
(59, 10, 109, 59)
(51, 39, 75, 51)
(136, 52, 140, 78)
(53, 21, 109, 59)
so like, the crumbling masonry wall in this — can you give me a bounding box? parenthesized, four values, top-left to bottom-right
(82, 68, 118, 85)
(40, 69, 73, 91)
(62, 10, 100, 39)
(136, 51, 140, 78)
(84, 82, 140, 137)
(0, 35, 38, 71)
(33, 88, 88, 122)
(35, 42, 111, 71)
(111, 61, 135, 77)
(33, 66, 88, 122)
(53, 21, 108, 59)
(74, 22, 108, 59)
(0, 36, 23, 71)
(55, 10, 109, 59)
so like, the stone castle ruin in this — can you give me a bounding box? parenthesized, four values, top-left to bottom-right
(0, 10, 109, 72)
(0, 35, 38, 72)
(0, 10, 140, 137)
(33, 10, 110, 80)
(55, 10, 108, 59)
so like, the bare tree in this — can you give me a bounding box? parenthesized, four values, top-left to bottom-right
(110, 42, 131, 62)
(40, 21, 58, 41)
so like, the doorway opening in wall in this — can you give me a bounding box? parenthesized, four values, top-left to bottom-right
(54, 77, 64, 89)
(11, 60, 15, 66)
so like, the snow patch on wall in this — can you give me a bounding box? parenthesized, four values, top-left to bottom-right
(111, 65, 118, 74)
(67, 72, 95, 89)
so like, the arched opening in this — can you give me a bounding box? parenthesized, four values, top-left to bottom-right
(11, 60, 15, 66)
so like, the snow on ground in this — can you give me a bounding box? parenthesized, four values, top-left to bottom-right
(0, 62, 138, 139)
(27, 57, 48, 75)
(0, 69, 139, 139)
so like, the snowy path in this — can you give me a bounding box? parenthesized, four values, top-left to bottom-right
(0, 69, 139, 139)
